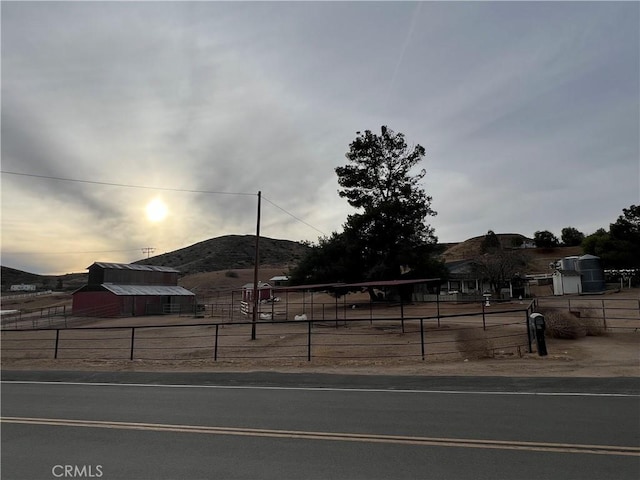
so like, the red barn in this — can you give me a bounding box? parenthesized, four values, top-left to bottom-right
(72, 262, 195, 317)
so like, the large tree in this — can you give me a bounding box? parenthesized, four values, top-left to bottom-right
(533, 230, 560, 248)
(291, 126, 444, 286)
(583, 205, 640, 268)
(480, 230, 501, 253)
(336, 126, 438, 279)
(561, 226, 585, 247)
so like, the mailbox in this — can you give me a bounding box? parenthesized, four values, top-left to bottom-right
(529, 313, 548, 356)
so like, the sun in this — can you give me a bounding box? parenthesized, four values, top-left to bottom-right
(145, 197, 168, 223)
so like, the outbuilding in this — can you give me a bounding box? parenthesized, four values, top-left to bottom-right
(552, 270, 582, 296)
(241, 281, 273, 303)
(72, 262, 195, 317)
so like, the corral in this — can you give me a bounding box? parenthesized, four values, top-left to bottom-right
(2, 288, 639, 376)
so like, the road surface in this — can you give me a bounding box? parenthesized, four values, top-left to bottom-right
(2, 371, 639, 479)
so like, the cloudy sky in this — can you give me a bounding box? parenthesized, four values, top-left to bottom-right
(2, 1, 638, 275)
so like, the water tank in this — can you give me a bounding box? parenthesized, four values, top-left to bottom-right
(577, 254, 605, 293)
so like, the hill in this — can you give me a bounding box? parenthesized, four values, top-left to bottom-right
(134, 235, 309, 275)
(0, 267, 87, 293)
(440, 234, 583, 274)
(440, 233, 533, 262)
(0, 266, 88, 292)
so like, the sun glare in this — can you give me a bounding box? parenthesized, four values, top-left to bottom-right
(145, 198, 168, 223)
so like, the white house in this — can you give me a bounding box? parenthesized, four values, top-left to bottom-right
(10, 284, 37, 292)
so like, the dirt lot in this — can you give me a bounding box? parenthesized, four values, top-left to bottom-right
(2, 289, 638, 378)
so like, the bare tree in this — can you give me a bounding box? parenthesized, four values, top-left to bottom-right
(472, 250, 528, 295)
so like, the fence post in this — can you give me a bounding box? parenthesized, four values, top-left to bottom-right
(482, 301, 486, 330)
(54, 329, 60, 359)
(437, 294, 441, 328)
(214, 324, 219, 361)
(130, 327, 136, 361)
(307, 320, 312, 362)
(602, 299, 607, 330)
(525, 310, 532, 353)
(420, 318, 425, 361)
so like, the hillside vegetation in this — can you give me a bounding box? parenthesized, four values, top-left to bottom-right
(2, 233, 587, 295)
(135, 235, 309, 275)
(440, 234, 583, 273)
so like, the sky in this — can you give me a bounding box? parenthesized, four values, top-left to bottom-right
(1, 1, 638, 275)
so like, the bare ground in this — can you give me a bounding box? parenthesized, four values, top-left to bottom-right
(2, 289, 638, 378)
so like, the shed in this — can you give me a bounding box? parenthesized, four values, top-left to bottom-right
(242, 282, 273, 302)
(552, 270, 582, 296)
(269, 275, 289, 287)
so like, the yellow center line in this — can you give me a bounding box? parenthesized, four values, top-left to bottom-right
(2, 416, 638, 457)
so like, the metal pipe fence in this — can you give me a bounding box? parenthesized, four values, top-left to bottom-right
(1, 306, 534, 363)
(535, 296, 640, 332)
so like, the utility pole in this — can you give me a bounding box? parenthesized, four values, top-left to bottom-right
(251, 191, 261, 340)
(142, 247, 155, 259)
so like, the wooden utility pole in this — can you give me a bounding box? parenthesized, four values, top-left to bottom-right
(251, 191, 261, 340)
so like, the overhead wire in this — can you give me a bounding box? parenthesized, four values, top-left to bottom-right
(0, 169, 328, 244)
(0, 170, 255, 196)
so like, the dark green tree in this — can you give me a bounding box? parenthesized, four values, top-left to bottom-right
(583, 205, 640, 268)
(291, 126, 444, 288)
(480, 230, 501, 253)
(533, 230, 560, 248)
(582, 228, 611, 257)
(561, 227, 585, 246)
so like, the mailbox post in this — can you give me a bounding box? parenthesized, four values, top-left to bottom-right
(529, 313, 548, 356)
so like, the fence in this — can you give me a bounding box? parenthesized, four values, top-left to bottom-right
(1, 304, 536, 363)
(1, 305, 70, 329)
(534, 296, 640, 332)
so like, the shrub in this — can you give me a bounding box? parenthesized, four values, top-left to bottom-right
(456, 327, 492, 359)
(537, 307, 586, 339)
(575, 308, 606, 336)
(225, 270, 238, 278)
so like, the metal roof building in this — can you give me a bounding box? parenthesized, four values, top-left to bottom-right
(73, 262, 195, 317)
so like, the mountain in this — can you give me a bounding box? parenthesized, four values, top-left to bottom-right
(133, 235, 310, 275)
(1, 266, 45, 288)
(0, 266, 87, 292)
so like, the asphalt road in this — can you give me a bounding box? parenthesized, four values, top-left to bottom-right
(2, 371, 639, 480)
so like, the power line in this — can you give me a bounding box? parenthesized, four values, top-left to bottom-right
(262, 195, 327, 237)
(1, 169, 329, 238)
(2, 248, 146, 256)
(0, 170, 256, 196)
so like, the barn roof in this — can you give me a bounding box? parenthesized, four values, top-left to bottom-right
(88, 262, 179, 273)
(74, 284, 195, 296)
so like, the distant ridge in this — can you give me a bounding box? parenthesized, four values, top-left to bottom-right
(441, 233, 533, 262)
(133, 234, 310, 275)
